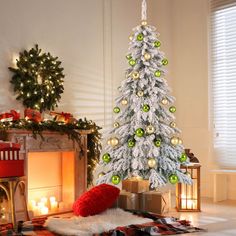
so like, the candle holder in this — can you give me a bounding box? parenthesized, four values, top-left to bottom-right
(176, 163, 201, 212)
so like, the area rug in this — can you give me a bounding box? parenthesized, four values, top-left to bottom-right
(0, 209, 205, 236)
(46, 208, 153, 236)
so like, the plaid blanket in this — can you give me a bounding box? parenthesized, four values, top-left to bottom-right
(0, 210, 205, 236)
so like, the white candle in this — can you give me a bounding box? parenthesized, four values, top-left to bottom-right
(50, 201, 58, 211)
(41, 197, 48, 204)
(38, 202, 45, 209)
(49, 196, 56, 203)
(41, 206, 49, 215)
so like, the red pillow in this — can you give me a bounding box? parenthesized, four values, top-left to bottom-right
(73, 183, 120, 217)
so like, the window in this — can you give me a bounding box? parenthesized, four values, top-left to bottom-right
(211, 0, 236, 168)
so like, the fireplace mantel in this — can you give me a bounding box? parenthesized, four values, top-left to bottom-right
(5, 129, 91, 201)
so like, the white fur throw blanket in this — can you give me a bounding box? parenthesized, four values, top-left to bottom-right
(45, 208, 153, 236)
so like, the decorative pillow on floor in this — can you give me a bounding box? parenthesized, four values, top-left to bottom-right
(73, 183, 120, 217)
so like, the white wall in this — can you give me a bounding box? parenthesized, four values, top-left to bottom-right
(0, 0, 105, 127)
(169, 0, 213, 198)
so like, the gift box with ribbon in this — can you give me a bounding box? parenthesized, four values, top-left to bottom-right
(122, 178, 150, 193)
(139, 190, 171, 214)
(24, 108, 42, 123)
(114, 190, 140, 210)
(0, 141, 23, 178)
(0, 110, 20, 122)
(0, 141, 21, 150)
(49, 111, 74, 123)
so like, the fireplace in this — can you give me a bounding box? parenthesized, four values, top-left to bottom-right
(27, 151, 76, 216)
(5, 129, 89, 218)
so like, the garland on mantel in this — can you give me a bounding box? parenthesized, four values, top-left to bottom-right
(0, 118, 102, 186)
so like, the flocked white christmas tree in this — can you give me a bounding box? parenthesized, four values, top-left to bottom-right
(96, 0, 192, 188)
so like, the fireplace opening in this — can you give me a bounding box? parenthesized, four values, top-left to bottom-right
(28, 151, 75, 216)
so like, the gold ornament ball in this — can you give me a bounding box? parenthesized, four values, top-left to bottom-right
(121, 99, 128, 105)
(178, 138, 183, 145)
(148, 158, 157, 168)
(171, 137, 179, 146)
(170, 122, 176, 128)
(108, 137, 119, 147)
(161, 98, 168, 105)
(113, 122, 120, 128)
(141, 20, 148, 26)
(144, 53, 151, 61)
(137, 90, 144, 97)
(98, 172, 105, 178)
(129, 35, 133, 41)
(111, 137, 119, 147)
(146, 125, 155, 134)
(132, 71, 140, 79)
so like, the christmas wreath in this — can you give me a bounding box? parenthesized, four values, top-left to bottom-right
(9, 45, 64, 112)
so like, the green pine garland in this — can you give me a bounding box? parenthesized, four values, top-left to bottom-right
(9, 45, 64, 112)
(0, 118, 102, 186)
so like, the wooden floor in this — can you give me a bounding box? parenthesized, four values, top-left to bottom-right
(167, 197, 236, 235)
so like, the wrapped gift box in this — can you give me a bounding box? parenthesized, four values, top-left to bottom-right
(0, 110, 20, 122)
(0, 142, 23, 178)
(0, 141, 21, 150)
(114, 190, 140, 210)
(122, 178, 149, 193)
(0, 160, 24, 177)
(24, 108, 42, 122)
(49, 111, 73, 123)
(140, 190, 171, 214)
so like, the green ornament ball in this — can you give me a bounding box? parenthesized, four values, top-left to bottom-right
(113, 107, 120, 113)
(128, 139, 136, 148)
(102, 153, 111, 163)
(142, 104, 150, 112)
(154, 41, 161, 48)
(129, 59, 136, 66)
(126, 54, 132, 60)
(154, 139, 161, 147)
(135, 128, 145, 137)
(154, 70, 161, 77)
(169, 174, 178, 184)
(111, 175, 121, 185)
(179, 153, 187, 163)
(169, 106, 176, 113)
(137, 33, 144, 41)
(162, 58, 168, 66)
